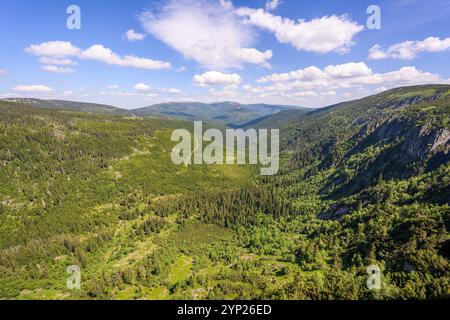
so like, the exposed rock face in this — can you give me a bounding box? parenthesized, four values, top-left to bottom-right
(430, 128, 450, 154)
(321, 117, 450, 203)
(368, 117, 449, 164)
(372, 118, 405, 141)
(401, 126, 450, 162)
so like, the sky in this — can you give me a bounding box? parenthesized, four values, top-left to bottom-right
(0, 0, 450, 109)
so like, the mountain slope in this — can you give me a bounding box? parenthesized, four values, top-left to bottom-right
(2, 98, 306, 127)
(131, 101, 301, 126)
(2, 98, 128, 115)
(241, 108, 312, 129)
(0, 85, 448, 300)
(277, 84, 450, 196)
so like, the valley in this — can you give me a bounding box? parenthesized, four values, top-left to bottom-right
(0, 85, 449, 300)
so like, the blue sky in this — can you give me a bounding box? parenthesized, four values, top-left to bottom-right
(0, 0, 449, 109)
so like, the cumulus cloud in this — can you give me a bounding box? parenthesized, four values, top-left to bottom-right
(193, 71, 242, 86)
(243, 84, 265, 93)
(134, 83, 181, 95)
(14, 85, 53, 92)
(80, 44, 171, 70)
(324, 62, 372, 78)
(369, 37, 450, 60)
(125, 29, 146, 42)
(380, 66, 443, 84)
(235, 63, 449, 107)
(207, 84, 240, 99)
(293, 91, 317, 97)
(25, 41, 171, 71)
(40, 65, 75, 74)
(322, 90, 337, 97)
(219, 0, 233, 10)
(134, 83, 152, 92)
(25, 41, 81, 58)
(38, 57, 76, 66)
(254, 62, 449, 100)
(160, 88, 181, 94)
(235, 8, 363, 54)
(139, 0, 272, 69)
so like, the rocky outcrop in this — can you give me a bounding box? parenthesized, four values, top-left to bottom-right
(402, 126, 450, 161)
(367, 117, 449, 163)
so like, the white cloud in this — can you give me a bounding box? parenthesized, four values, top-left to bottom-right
(107, 85, 120, 90)
(25, 41, 80, 58)
(134, 83, 181, 95)
(367, 45, 388, 60)
(193, 71, 241, 86)
(41, 65, 75, 74)
(0, 69, 6, 76)
(243, 84, 265, 93)
(265, 0, 281, 11)
(134, 83, 152, 92)
(80, 45, 171, 70)
(322, 90, 337, 97)
(219, 0, 233, 10)
(208, 84, 240, 99)
(139, 0, 272, 69)
(13, 85, 53, 92)
(160, 88, 181, 94)
(125, 29, 146, 42)
(257, 65, 327, 83)
(38, 57, 76, 66)
(293, 91, 317, 97)
(235, 8, 363, 54)
(26, 41, 171, 71)
(369, 37, 450, 60)
(256, 62, 446, 89)
(324, 62, 372, 78)
(252, 62, 450, 106)
(380, 66, 443, 84)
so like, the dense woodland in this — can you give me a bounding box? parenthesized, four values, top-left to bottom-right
(0, 85, 449, 300)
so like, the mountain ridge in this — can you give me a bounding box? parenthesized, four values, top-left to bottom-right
(1, 98, 309, 127)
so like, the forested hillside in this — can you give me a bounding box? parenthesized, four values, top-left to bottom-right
(280, 85, 450, 196)
(131, 101, 302, 127)
(3, 98, 129, 115)
(2, 98, 305, 127)
(0, 85, 448, 300)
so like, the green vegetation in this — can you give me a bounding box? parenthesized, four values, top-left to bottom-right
(0, 85, 449, 300)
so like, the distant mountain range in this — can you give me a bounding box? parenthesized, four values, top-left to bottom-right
(2, 98, 127, 115)
(2, 98, 310, 127)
